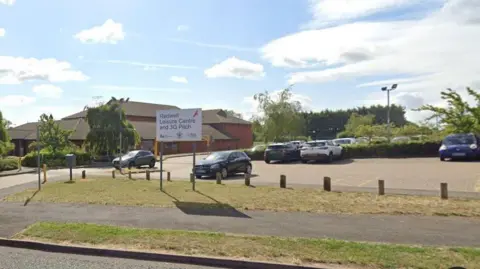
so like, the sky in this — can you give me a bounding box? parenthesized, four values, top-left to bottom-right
(1, 0, 479, 126)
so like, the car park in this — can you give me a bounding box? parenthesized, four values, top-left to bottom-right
(112, 150, 156, 169)
(194, 150, 252, 179)
(439, 133, 480, 161)
(264, 143, 300, 163)
(300, 140, 343, 163)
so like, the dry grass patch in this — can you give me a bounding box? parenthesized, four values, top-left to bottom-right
(15, 222, 480, 269)
(4, 178, 480, 217)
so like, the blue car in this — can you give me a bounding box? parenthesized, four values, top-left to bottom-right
(439, 133, 480, 161)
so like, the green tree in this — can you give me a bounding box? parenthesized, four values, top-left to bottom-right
(29, 114, 74, 153)
(338, 113, 375, 138)
(355, 124, 388, 143)
(0, 111, 14, 156)
(224, 109, 243, 119)
(254, 88, 305, 142)
(85, 100, 140, 155)
(415, 87, 480, 134)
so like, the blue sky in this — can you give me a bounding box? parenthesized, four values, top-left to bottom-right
(1, 0, 479, 126)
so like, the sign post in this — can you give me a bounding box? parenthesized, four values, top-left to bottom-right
(156, 108, 203, 191)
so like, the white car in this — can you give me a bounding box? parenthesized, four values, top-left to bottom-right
(333, 138, 356, 145)
(300, 140, 343, 163)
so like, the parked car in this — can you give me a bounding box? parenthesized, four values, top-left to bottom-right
(300, 140, 343, 163)
(288, 140, 306, 149)
(112, 150, 156, 169)
(250, 144, 266, 152)
(194, 150, 252, 179)
(333, 138, 356, 145)
(391, 136, 411, 143)
(439, 133, 480, 161)
(264, 143, 300, 164)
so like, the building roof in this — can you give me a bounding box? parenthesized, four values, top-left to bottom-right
(9, 118, 234, 141)
(62, 101, 250, 125)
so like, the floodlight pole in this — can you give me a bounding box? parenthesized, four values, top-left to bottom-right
(381, 84, 398, 139)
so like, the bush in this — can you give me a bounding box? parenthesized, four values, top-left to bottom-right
(21, 150, 92, 167)
(243, 141, 442, 160)
(0, 156, 19, 172)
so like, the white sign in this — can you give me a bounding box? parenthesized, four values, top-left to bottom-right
(156, 108, 202, 141)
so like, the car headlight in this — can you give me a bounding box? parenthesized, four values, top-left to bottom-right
(439, 145, 447, 151)
(210, 164, 220, 170)
(470, 144, 477, 149)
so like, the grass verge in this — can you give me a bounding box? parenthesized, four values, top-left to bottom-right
(4, 178, 480, 217)
(15, 222, 480, 269)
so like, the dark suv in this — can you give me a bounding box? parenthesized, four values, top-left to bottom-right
(264, 143, 300, 164)
(194, 150, 252, 179)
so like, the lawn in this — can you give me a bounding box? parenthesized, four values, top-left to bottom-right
(4, 178, 480, 217)
(15, 222, 480, 269)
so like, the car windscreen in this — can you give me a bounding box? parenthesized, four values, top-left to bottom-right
(267, 145, 285, 150)
(305, 142, 326, 147)
(204, 152, 230, 161)
(443, 134, 476, 145)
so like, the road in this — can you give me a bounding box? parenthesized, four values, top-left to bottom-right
(0, 246, 223, 269)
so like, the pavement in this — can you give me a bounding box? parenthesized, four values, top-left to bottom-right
(0, 246, 223, 269)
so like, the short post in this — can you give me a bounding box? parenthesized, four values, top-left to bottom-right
(81, 170, 86, 179)
(167, 171, 171, 181)
(323, 176, 331, 192)
(42, 164, 47, 183)
(216, 172, 222, 184)
(190, 173, 194, 183)
(128, 171, 132, 179)
(18, 157, 22, 170)
(244, 173, 251, 186)
(280, 175, 286, 188)
(146, 170, 150, 180)
(441, 183, 448, 200)
(190, 173, 195, 191)
(112, 170, 116, 179)
(378, 180, 385, 195)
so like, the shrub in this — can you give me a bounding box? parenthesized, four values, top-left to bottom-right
(21, 150, 92, 167)
(0, 156, 19, 172)
(243, 141, 442, 160)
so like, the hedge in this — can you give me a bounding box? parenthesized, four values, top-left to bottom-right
(244, 141, 442, 160)
(0, 156, 19, 172)
(21, 150, 92, 168)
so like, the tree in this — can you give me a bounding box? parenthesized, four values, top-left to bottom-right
(85, 100, 140, 155)
(415, 87, 480, 134)
(224, 109, 243, 119)
(0, 111, 14, 156)
(254, 88, 305, 142)
(355, 124, 388, 143)
(338, 113, 375, 138)
(29, 114, 74, 153)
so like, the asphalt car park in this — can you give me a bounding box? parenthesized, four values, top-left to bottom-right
(161, 155, 480, 193)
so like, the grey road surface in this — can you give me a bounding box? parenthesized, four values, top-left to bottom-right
(0, 246, 223, 269)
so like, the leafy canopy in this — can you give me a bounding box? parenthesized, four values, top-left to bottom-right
(29, 114, 74, 154)
(0, 111, 14, 156)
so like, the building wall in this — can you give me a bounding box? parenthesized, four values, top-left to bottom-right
(126, 115, 155, 122)
(210, 123, 253, 149)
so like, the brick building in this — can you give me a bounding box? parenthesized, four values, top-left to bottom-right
(8, 101, 253, 156)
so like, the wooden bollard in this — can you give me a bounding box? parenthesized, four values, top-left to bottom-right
(216, 172, 222, 184)
(244, 173, 251, 186)
(81, 170, 86, 179)
(112, 170, 116, 179)
(190, 173, 194, 183)
(323, 176, 331, 192)
(378, 180, 385, 195)
(280, 175, 286, 188)
(167, 171, 171, 181)
(441, 183, 448, 200)
(146, 170, 150, 180)
(128, 171, 132, 179)
(42, 164, 47, 183)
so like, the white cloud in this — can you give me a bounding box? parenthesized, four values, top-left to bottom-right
(33, 84, 63, 99)
(74, 19, 125, 44)
(92, 85, 191, 93)
(106, 60, 197, 70)
(167, 38, 257, 52)
(0, 0, 15, 5)
(0, 95, 36, 107)
(241, 90, 313, 119)
(262, 0, 480, 121)
(0, 56, 89, 84)
(170, 76, 188, 84)
(177, 25, 190, 31)
(204, 57, 265, 79)
(0, 28, 5, 37)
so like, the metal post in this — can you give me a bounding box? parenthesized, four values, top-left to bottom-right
(36, 125, 41, 190)
(160, 141, 163, 190)
(192, 143, 196, 190)
(387, 89, 391, 139)
(119, 110, 122, 169)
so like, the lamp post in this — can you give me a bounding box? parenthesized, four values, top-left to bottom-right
(381, 84, 398, 139)
(117, 98, 129, 170)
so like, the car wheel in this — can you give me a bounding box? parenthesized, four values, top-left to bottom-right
(245, 164, 252, 175)
(301, 160, 308, 164)
(195, 175, 202, 179)
(327, 152, 333, 163)
(149, 159, 155, 168)
(339, 150, 344, 159)
(440, 156, 445, 161)
(128, 162, 134, 169)
(264, 159, 270, 164)
(221, 168, 228, 178)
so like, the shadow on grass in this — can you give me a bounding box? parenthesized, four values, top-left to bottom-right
(200, 174, 259, 181)
(169, 190, 250, 218)
(24, 190, 40, 206)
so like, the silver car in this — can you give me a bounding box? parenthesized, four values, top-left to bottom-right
(112, 150, 156, 169)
